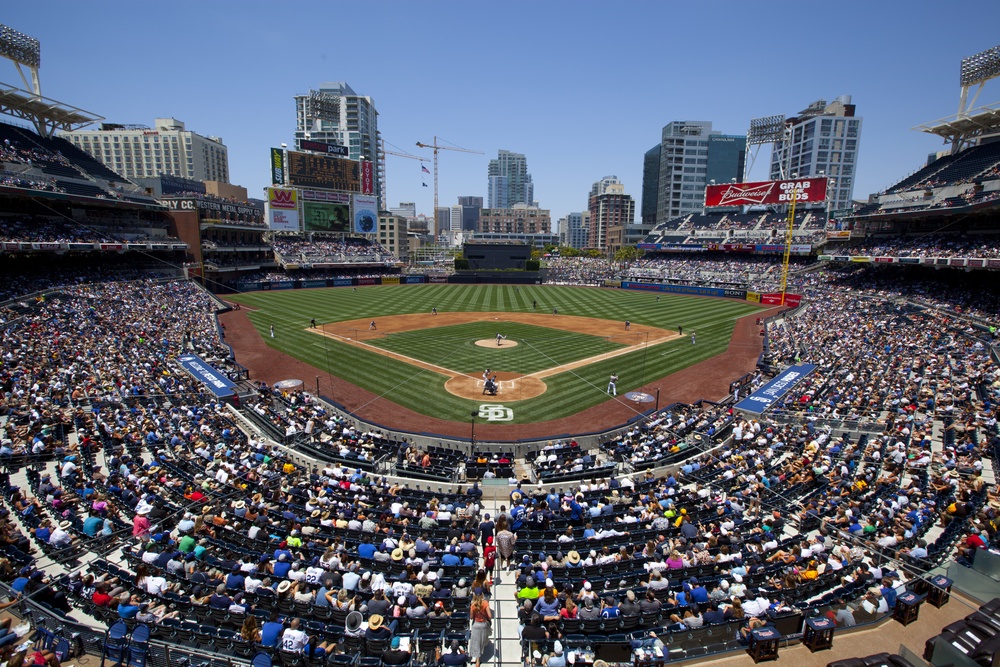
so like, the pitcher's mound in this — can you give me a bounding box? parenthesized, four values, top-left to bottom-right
(474, 338, 518, 348)
(445, 371, 546, 402)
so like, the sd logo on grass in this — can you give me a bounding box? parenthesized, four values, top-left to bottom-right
(478, 404, 514, 422)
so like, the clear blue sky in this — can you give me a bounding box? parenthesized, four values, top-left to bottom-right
(6, 2, 1000, 227)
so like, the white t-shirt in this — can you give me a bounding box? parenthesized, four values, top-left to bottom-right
(145, 576, 169, 596)
(281, 628, 309, 652)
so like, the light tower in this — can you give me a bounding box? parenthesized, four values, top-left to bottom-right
(0, 24, 101, 137)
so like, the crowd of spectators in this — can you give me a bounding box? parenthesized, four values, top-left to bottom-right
(542, 257, 616, 284)
(0, 138, 72, 169)
(833, 234, 1000, 259)
(272, 234, 397, 265)
(624, 256, 791, 291)
(0, 215, 179, 245)
(0, 253, 997, 664)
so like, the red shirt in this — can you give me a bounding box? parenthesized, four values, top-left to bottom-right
(93, 591, 113, 607)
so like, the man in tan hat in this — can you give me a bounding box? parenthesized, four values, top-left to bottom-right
(566, 550, 581, 567)
(365, 613, 392, 640)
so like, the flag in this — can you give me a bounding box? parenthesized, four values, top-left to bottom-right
(422, 182, 428, 187)
(421, 165, 430, 174)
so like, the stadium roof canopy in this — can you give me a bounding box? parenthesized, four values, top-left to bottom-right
(0, 81, 103, 136)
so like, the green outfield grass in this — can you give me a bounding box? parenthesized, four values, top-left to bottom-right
(233, 284, 762, 424)
(367, 321, 625, 375)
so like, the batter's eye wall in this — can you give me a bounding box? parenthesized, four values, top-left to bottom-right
(463, 243, 530, 270)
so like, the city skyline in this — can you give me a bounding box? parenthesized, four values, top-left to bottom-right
(4, 1, 1000, 225)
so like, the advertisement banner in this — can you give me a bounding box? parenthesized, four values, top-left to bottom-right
(301, 280, 327, 288)
(429, 276, 449, 283)
(968, 259, 984, 268)
(353, 195, 378, 234)
(286, 150, 361, 191)
(381, 276, 400, 285)
(723, 288, 748, 299)
(705, 178, 828, 207)
(68, 242, 96, 250)
(100, 243, 124, 251)
(177, 354, 237, 398)
(361, 161, 375, 195)
(827, 230, 851, 239)
(817, 255, 833, 261)
(404, 276, 425, 284)
(734, 363, 817, 414)
(270, 147, 284, 185)
(898, 258, 920, 264)
(357, 277, 378, 285)
(271, 282, 295, 290)
(603, 279, 623, 288)
(333, 279, 354, 287)
(746, 291, 761, 303)
(760, 293, 802, 307)
(948, 258, 967, 267)
(267, 187, 299, 231)
(874, 257, 894, 264)
(790, 244, 813, 254)
(637, 243, 662, 250)
(303, 201, 351, 232)
(850, 256, 871, 263)
(299, 139, 349, 156)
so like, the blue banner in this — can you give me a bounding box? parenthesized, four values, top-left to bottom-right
(734, 363, 817, 414)
(177, 354, 237, 398)
(622, 282, 726, 298)
(404, 276, 425, 284)
(333, 278, 354, 287)
(301, 279, 326, 288)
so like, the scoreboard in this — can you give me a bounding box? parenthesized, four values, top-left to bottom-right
(286, 150, 361, 192)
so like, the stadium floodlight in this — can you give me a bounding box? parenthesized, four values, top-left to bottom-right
(0, 24, 40, 69)
(747, 114, 786, 145)
(960, 44, 1000, 87)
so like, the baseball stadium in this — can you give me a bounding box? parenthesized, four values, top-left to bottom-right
(2, 19, 1000, 667)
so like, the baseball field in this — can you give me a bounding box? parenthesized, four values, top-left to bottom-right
(229, 284, 764, 427)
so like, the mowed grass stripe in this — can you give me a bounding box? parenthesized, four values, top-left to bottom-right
(235, 285, 762, 422)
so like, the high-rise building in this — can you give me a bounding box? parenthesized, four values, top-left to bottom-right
(435, 207, 451, 236)
(458, 195, 482, 231)
(641, 145, 660, 225)
(642, 121, 745, 224)
(61, 118, 229, 183)
(769, 96, 861, 212)
(588, 176, 635, 251)
(293, 82, 382, 204)
(487, 150, 534, 208)
(558, 212, 589, 249)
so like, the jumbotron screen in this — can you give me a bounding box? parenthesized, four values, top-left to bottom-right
(286, 150, 361, 192)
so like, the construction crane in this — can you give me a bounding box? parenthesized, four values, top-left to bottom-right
(380, 139, 430, 209)
(415, 136, 483, 232)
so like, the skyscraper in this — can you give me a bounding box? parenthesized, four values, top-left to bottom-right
(458, 196, 483, 232)
(559, 212, 589, 249)
(588, 176, 635, 251)
(487, 150, 534, 208)
(769, 96, 861, 212)
(642, 121, 745, 224)
(293, 82, 382, 204)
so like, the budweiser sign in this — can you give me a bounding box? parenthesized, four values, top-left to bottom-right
(705, 178, 828, 208)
